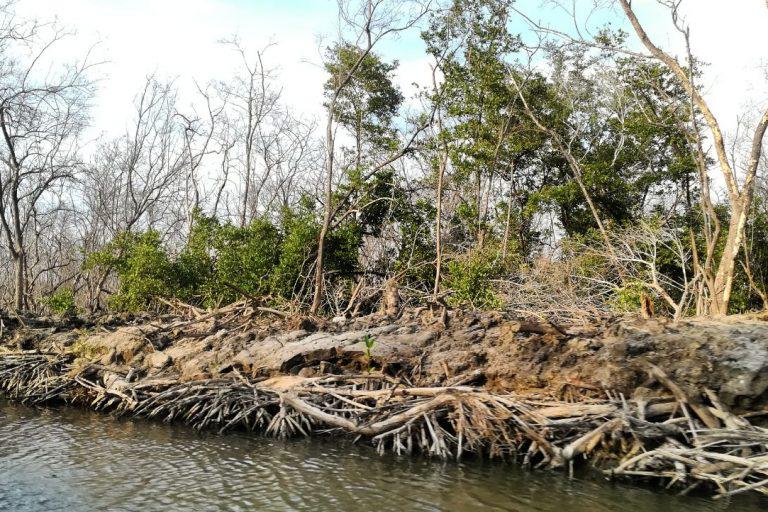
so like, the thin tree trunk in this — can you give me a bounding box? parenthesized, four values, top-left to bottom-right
(501, 174, 515, 260)
(711, 202, 749, 315)
(433, 139, 447, 299)
(13, 251, 25, 311)
(311, 118, 335, 314)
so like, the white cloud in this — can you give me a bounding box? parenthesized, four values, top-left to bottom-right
(629, 0, 768, 135)
(12, 0, 768, 147)
(690, 3, 768, 134)
(15, 0, 336, 139)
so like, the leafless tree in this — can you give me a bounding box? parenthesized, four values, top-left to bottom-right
(80, 77, 189, 308)
(175, 83, 224, 227)
(85, 77, 190, 237)
(0, 6, 95, 310)
(600, 221, 698, 321)
(215, 40, 283, 226)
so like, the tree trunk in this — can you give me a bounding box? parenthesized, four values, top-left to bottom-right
(13, 250, 25, 311)
(433, 143, 447, 299)
(711, 201, 749, 315)
(501, 164, 516, 260)
(311, 103, 337, 314)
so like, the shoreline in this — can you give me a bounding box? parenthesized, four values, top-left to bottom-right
(1, 305, 768, 498)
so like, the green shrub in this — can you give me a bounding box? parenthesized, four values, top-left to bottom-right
(444, 250, 504, 309)
(175, 211, 218, 301)
(271, 205, 319, 299)
(43, 288, 77, 315)
(611, 280, 650, 313)
(85, 201, 367, 311)
(86, 230, 176, 312)
(208, 219, 282, 304)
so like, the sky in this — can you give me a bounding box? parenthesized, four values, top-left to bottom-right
(12, 0, 768, 145)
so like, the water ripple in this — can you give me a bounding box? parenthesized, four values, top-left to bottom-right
(0, 400, 765, 512)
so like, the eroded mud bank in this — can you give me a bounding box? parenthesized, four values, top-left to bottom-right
(1, 304, 767, 497)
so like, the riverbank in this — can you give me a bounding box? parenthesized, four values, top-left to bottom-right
(1, 303, 767, 498)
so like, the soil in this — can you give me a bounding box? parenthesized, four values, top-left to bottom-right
(2, 305, 768, 412)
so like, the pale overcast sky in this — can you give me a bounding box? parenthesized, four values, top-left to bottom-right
(13, 0, 768, 145)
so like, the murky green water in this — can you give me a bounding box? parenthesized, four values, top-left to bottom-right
(0, 400, 765, 511)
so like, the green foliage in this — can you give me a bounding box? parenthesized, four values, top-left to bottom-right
(362, 334, 376, 373)
(86, 217, 283, 311)
(73, 6, 732, 321)
(727, 199, 768, 314)
(324, 42, 403, 153)
(395, 196, 437, 288)
(177, 214, 287, 306)
(175, 210, 218, 300)
(611, 281, 650, 314)
(423, 0, 547, 260)
(43, 288, 77, 315)
(325, 223, 363, 276)
(208, 219, 282, 305)
(85, 199, 366, 312)
(271, 201, 320, 299)
(534, 53, 697, 236)
(444, 250, 504, 309)
(86, 230, 176, 312)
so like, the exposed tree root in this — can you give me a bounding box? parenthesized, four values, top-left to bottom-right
(1, 351, 766, 498)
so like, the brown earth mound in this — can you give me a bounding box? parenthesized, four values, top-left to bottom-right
(3, 304, 768, 498)
(3, 303, 768, 411)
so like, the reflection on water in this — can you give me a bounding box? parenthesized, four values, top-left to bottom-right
(0, 400, 765, 512)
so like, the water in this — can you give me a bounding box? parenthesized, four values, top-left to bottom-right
(0, 400, 765, 512)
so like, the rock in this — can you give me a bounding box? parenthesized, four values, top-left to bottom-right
(235, 325, 412, 375)
(145, 352, 171, 369)
(179, 352, 218, 381)
(7, 304, 768, 411)
(85, 326, 155, 364)
(719, 338, 768, 405)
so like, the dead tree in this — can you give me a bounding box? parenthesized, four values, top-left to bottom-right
(216, 40, 282, 226)
(0, 9, 95, 311)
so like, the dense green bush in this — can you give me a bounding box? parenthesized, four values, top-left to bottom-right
(86, 231, 176, 311)
(270, 204, 319, 299)
(174, 212, 218, 302)
(85, 199, 367, 311)
(43, 288, 78, 315)
(207, 219, 282, 305)
(611, 280, 650, 313)
(444, 249, 504, 309)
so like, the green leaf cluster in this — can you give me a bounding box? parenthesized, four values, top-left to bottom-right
(444, 249, 505, 309)
(42, 288, 78, 316)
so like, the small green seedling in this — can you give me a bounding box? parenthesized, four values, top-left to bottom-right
(362, 334, 376, 373)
